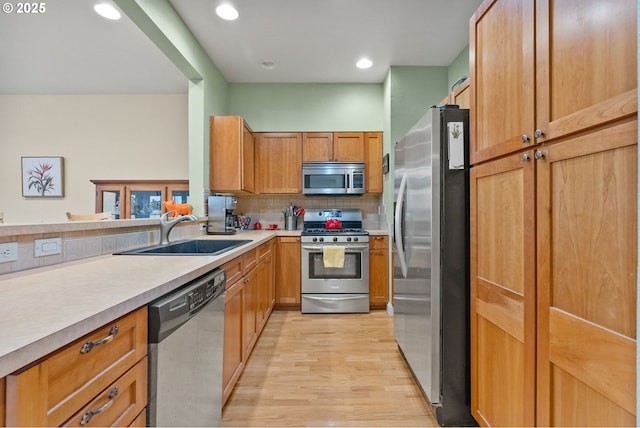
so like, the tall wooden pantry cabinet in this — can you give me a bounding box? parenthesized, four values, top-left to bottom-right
(469, 0, 637, 426)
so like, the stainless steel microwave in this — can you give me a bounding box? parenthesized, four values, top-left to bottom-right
(302, 162, 366, 195)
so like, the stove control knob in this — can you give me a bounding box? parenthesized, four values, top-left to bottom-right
(354, 237, 359, 242)
(347, 237, 352, 242)
(333, 237, 338, 242)
(319, 237, 324, 242)
(312, 237, 318, 242)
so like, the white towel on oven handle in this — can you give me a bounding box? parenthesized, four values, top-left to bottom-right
(323, 246, 345, 268)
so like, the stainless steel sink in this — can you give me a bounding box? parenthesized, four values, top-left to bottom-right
(114, 239, 252, 255)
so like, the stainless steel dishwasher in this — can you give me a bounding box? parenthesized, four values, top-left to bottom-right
(147, 268, 226, 427)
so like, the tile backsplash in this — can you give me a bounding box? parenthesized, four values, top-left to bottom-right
(236, 194, 387, 230)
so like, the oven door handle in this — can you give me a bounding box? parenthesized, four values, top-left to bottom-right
(304, 295, 365, 301)
(302, 244, 369, 252)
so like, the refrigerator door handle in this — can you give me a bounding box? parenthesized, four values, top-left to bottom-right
(394, 171, 408, 279)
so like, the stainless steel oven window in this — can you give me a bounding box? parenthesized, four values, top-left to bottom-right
(308, 251, 361, 279)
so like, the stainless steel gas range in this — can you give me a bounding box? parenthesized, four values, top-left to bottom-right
(300, 209, 370, 313)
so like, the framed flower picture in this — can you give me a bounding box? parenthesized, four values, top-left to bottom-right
(21, 156, 65, 197)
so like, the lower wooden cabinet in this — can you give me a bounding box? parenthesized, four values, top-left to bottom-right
(222, 239, 276, 406)
(5, 307, 148, 427)
(369, 235, 389, 309)
(222, 274, 244, 405)
(275, 236, 301, 308)
(64, 359, 147, 427)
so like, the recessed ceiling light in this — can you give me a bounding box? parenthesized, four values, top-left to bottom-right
(94, 3, 121, 20)
(261, 61, 276, 70)
(356, 58, 373, 69)
(216, 4, 239, 21)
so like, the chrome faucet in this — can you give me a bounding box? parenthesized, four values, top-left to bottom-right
(160, 211, 199, 245)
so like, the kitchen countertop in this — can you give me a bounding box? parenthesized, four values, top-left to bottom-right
(0, 230, 278, 378)
(0, 227, 388, 378)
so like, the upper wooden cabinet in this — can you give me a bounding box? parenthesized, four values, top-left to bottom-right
(470, 0, 637, 165)
(333, 132, 365, 162)
(438, 78, 470, 109)
(451, 79, 470, 109)
(364, 132, 383, 194)
(210, 116, 255, 194)
(91, 179, 189, 219)
(302, 132, 333, 162)
(255, 133, 303, 194)
(302, 132, 365, 162)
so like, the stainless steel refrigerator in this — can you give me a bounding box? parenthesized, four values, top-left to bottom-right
(393, 105, 474, 426)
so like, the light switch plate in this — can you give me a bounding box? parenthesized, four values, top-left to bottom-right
(0, 242, 18, 263)
(35, 238, 62, 257)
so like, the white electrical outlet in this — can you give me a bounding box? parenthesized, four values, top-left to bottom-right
(34, 238, 62, 257)
(0, 242, 18, 263)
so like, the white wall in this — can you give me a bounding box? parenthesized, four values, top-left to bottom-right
(0, 94, 188, 223)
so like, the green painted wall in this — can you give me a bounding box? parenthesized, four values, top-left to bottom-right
(388, 66, 448, 144)
(228, 83, 383, 132)
(447, 45, 470, 90)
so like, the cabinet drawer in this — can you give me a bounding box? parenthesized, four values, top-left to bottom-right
(243, 247, 258, 273)
(6, 308, 147, 427)
(369, 235, 388, 250)
(257, 240, 273, 261)
(63, 358, 147, 427)
(222, 256, 243, 288)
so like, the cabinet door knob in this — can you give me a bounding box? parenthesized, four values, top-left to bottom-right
(521, 134, 530, 143)
(534, 129, 544, 139)
(534, 150, 545, 160)
(521, 153, 531, 163)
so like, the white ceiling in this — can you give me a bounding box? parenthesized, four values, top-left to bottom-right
(0, 0, 482, 94)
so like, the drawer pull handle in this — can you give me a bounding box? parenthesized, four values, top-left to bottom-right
(80, 326, 119, 354)
(80, 387, 119, 425)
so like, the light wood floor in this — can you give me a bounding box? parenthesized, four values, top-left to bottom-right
(221, 310, 439, 427)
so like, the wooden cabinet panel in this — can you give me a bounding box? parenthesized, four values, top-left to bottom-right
(364, 132, 383, 194)
(470, 152, 536, 427)
(275, 237, 301, 307)
(63, 358, 147, 427)
(470, 0, 536, 164)
(302, 132, 366, 163)
(256, 133, 303, 194)
(6, 308, 147, 427)
(535, 119, 637, 426)
(242, 267, 259, 359)
(243, 247, 258, 273)
(333, 132, 365, 162)
(452, 79, 470, 109)
(222, 256, 243, 289)
(369, 235, 388, 309)
(210, 116, 255, 194)
(302, 132, 333, 162)
(223, 279, 243, 405)
(535, 0, 637, 143)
